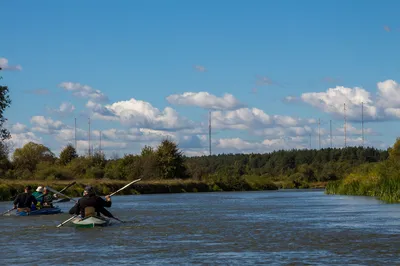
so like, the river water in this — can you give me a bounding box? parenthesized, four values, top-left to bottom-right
(1, 189, 400, 265)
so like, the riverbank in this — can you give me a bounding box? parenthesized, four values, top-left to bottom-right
(0, 178, 327, 201)
(325, 160, 400, 203)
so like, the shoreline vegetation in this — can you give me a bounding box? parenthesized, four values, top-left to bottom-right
(0, 137, 388, 201)
(326, 138, 400, 203)
(0, 178, 328, 202)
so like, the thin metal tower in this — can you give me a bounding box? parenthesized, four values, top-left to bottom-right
(209, 110, 212, 156)
(88, 117, 91, 156)
(99, 130, 102, 154)
(309, 133, 311, 149)
(361, 102, 364, 147)
(344, 103, 347, 147)
(330, 120, 332, 148)
(74, 117, 77, 151)
(318, 118, 321, 149)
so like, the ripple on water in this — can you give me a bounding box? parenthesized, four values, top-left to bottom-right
(1, 190, 400, 265)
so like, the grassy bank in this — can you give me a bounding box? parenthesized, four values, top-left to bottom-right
(325, 159, 400, 203)
(0, 177, 327, 201)
(0, 177, 278, 201)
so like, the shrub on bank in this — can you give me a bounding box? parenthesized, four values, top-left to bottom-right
(325, 138, 400, 203)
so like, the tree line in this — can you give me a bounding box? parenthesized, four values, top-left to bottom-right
(0, 139, 388, 185)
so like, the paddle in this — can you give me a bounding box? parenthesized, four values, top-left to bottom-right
(56, 215, 78, 228)
(101, 178, 142, 222)
(45, 187, 77, 202)
(58, 181, 76, 194)
(109, 178, 141, 197)
(2, 207, 16, 216)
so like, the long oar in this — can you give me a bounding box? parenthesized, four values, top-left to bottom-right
(58, 181, 76, 194)
(56, 215, 78, 228)
(101, 178, 142, 222)
(45, 187, 77, 202)
(2, 207, 16, 216)
(109, 178, 142, 197)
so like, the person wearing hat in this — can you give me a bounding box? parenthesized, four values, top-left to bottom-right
(13, 186, 38, 212)
(32, 186, 44, 209)
(69, 185, 112, 218)
(32, 186, 43, 199)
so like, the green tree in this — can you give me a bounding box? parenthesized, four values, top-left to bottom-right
(388, 137, 400, 161)
(139, 146, 158, 179)
(59, 144, 78, 165)
(156, 139, 187, 179)
(0, 85, 11, 141)
(12, 142, 55, 173)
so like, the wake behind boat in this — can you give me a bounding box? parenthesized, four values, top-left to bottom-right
(71, 215, 111, 228)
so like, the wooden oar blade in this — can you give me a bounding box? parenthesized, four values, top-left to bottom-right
(109, 178, 142, 197)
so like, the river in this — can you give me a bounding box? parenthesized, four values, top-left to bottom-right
(1, 189, 399, 265)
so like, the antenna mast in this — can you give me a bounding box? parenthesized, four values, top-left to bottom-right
(362, 102, 364, 147)
(209, 110, 212, 156)
(100, 130, 102, 154)
(74, 117, 77, 151)
(88, 117, 91, 156)
(318, 118, 321, 149)
(344, 103, 347, 147)
(330, 119, 332, 148)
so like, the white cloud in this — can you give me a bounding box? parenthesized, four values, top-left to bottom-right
(291, 79, 400, 122)
(49, 102, 75, 116)
(193, 65, 206, 72)
(336, 123, 378, 136)
(10, 123, 28, 134)
(87, 98, 194, 131)
(30, 116, 66, 134)
(59, 82, 108, 103)
(377, 80, 400, 118)
(167, 92, 245, 110)
(300, 86, 378, 121)
(5, 132, 42, 155)
(215, 137, 298, 153)
(211, 108, 311, 130)
(0, 57, 22, 71)
(256, 75, 275, 86)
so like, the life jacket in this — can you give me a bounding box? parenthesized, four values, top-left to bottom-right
(84, 207, 96, 217)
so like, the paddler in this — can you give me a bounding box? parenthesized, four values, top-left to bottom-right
(69, 186, 112, 218)
(42, 187, 57, 207)
(13, 186, 38, 212)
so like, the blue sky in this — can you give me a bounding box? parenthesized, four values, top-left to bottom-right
(2, 0, 400, 157)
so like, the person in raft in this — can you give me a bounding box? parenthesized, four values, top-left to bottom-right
(32, 186, 43, 199)
(32, 186, 44, 209)
(13, 186, 38, 212)
(41, 187, 58, 208)
(69, 186, 112, 218)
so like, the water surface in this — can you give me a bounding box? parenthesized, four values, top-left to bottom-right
(1, 190, 399, 265)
